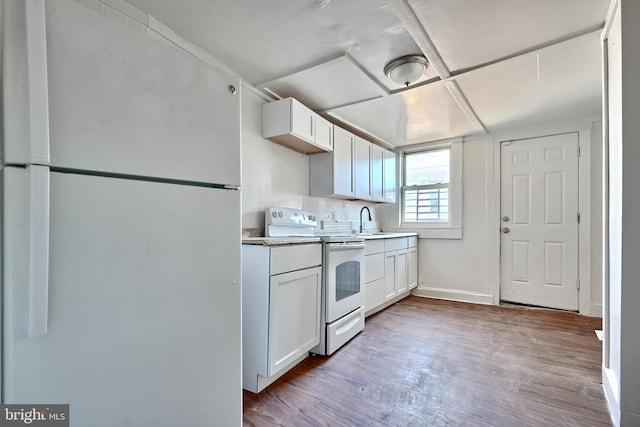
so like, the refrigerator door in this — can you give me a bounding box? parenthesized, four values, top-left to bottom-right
(2, 169, 242, 427)
(5, 0, 241, 186)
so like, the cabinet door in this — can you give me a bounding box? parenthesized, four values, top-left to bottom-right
(315, 115, 334, 151)
(371, 144, 384, 201)
(396, 249, 408, 294)
(383, 149, 397, 203)
(268, 267, 322, 376)
(290, 99, 315, 143)
(354, 136, 371, 199)
(333, 127, 355, 197)
(384, 252, 397, 301)
(408, 246, 418, 290)
(365, 278, 386, 313)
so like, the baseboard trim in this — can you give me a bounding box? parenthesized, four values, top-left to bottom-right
(590, 303, 603, 318)
(411, 286, 494, 305)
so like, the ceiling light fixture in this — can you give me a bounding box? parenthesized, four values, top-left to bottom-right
(384, 54, 429, 87)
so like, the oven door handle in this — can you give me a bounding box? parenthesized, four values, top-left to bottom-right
(327, 242, 365, 251)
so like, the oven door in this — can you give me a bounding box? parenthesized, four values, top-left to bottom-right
(325, 242, 365, 323)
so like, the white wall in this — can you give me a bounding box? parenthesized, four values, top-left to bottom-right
(403, 135, 497, 304)
(241, 85, 377, 234)
(590, 119, 604, 316)
(603, 1, 640, 425)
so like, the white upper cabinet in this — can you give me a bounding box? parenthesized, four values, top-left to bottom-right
(314, 115, 334, 152)
(383, 148, 397, 203)
(289, 99, 315, 142)
(371, 144, 384, 202)
(310, 127, 395, 203)
(354, 136, 371, 200)
(263, 97, 333, 154)
(310, 126, 354, 198)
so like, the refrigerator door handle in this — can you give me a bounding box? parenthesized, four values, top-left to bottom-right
(28, 165, 50, 338)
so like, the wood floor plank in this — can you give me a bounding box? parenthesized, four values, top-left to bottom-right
(243, 296, 611, 427)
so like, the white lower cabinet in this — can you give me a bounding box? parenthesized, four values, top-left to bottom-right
(383, 248, 408, 299)
(396, 249, 408, 295)
(269, 267, 322, 376)
(242, 243, 322, 393)
(408, 245, 418, 290)
(365, 236, 418, 316)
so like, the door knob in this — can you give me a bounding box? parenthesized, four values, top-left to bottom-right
(502, 216, 510, 222)
(502, 227, 510, 233)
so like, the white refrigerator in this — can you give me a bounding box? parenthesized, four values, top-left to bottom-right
(1, 1, 242, 426)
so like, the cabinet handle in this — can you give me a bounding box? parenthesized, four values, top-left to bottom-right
(310, 116, 314, 137)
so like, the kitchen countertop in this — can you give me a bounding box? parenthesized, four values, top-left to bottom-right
(358, 232, 418, 240)
(242, 232, 417, 246)
(242, 237, 322, 246)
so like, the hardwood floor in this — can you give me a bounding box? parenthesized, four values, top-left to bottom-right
(243, 296, 611, 427)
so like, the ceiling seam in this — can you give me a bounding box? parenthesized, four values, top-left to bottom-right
(444, 81, 488, 134)
(450, 25, 605, 77)
(343, 53, 391, 97)
(387, 0, 450, 79)
(389, 0, 486, 136)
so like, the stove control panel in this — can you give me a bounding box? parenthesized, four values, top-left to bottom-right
(265, 207, 318, 237)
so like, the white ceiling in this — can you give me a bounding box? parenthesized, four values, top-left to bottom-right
(126, 0, 609, 147)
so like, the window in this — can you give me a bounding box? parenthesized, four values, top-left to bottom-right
(398, 139, 462, 239)
(403, 148, 450, 223)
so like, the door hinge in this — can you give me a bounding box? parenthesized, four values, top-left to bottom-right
(577, 213, 581, 224)
(577, 279, 581, 290)
(578, 145, 581, 157)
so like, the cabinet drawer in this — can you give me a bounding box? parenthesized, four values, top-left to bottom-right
(270, 244, 321, 275)
(365, 239, 385, 255)
(365, 253, 384, 283)
(408, 236, 418, 248)
(384, 237, 408, 252)
(326, 306, 365, 356)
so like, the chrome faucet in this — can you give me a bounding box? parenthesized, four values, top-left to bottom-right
(359, 206, 372, 234)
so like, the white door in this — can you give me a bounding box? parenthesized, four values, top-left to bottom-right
(500, 133, 579, 311)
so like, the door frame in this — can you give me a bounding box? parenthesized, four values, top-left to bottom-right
(489, 118, 598, 316)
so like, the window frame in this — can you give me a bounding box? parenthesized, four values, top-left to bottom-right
(398, 139, 463, 239)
